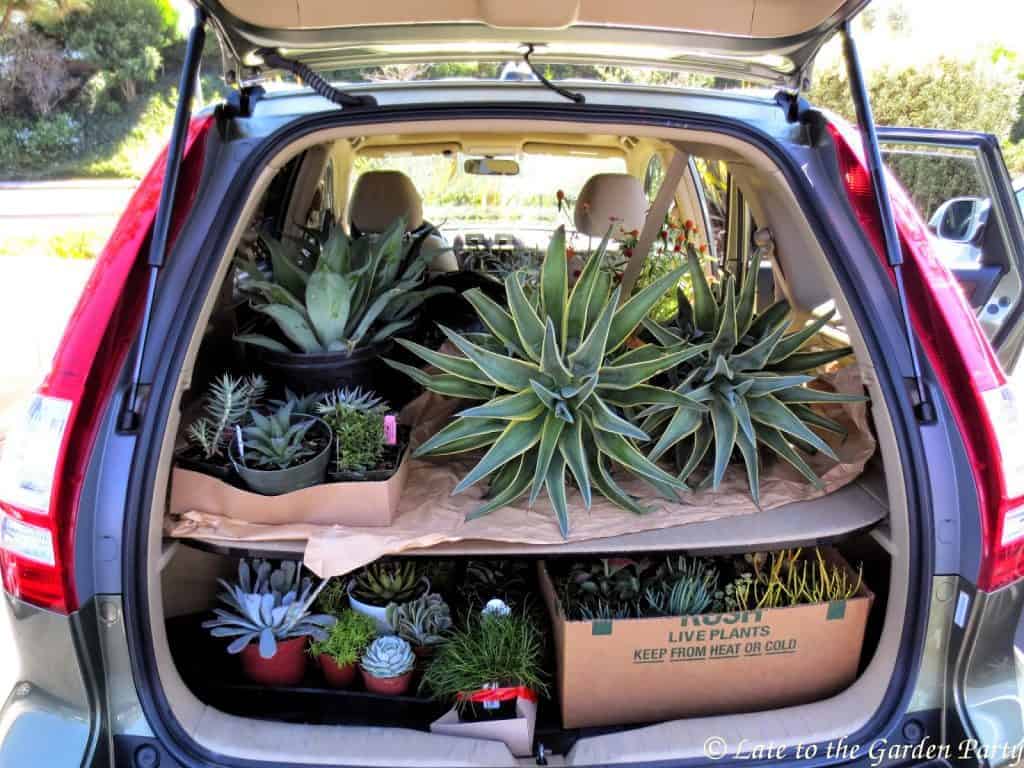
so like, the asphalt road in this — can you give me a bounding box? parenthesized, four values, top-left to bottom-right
(0, 180, 135, 237)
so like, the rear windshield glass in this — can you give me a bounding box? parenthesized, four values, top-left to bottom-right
(351, 152, 627, 250)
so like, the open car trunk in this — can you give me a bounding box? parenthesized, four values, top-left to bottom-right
(144, 111, 916, 766)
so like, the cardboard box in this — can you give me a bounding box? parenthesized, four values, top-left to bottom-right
(539, 550, 873, 729)
(168, 447, 410, 527)
(429, 697, 537, 757)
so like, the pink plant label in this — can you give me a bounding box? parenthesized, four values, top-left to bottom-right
(383, 414, 398, 445)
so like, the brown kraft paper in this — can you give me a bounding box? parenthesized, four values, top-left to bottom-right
(167, 366, 876, 578)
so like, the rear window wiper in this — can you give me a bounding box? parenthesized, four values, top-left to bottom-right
(259, 50, 377, 109)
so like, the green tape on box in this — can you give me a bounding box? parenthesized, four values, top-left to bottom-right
(826, 600, 846, 621)
(591, 620, 613, 636)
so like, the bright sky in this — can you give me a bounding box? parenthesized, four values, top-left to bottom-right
(817, 0, 1024, 70)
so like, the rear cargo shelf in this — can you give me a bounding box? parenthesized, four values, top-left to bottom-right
(167, 479, 886, 563)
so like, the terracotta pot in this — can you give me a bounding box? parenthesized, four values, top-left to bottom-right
(360, 668, 413, 695)
(318, 654, 357, 688)
(240, 636, 307, 686)
(412, 645, 435, 659)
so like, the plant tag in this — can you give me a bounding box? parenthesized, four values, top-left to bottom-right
(482, 681, 500, 710)
(383, 414, 398, 446)
(234, 425, 245, 465)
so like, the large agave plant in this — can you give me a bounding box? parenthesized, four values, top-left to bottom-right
(236, 218, 450, 355)
(202, 559, 335, 658)
(386, 227, 709, 537)
(639, 242, 863, 503)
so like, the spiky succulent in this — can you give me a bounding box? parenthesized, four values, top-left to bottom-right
(202, 559, 335, 658)
(235, 218, 450, 355)
(644, 557, 719, 616)
(350, 561, 426, 607)
(238, 401, 321, 470)
(318, 386, 389, 415)
(387, 226, 708, 537)
(386, 592, 452, 648)
(186, 373, 267, 459)
(361, 636, 415, 678)
(639, 242, 863, 502)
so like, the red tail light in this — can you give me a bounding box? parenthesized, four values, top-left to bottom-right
(0, 117, 212, 613)
(828, 121, 1024, 591)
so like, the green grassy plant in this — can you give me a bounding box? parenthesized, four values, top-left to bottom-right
(308, 609, 377, 666)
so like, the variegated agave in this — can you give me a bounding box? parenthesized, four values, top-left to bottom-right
(201, 559, 335, 658)
(385, 226, 708, 537)
(639, 242, 863, 503)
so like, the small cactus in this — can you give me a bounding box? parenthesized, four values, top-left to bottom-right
(361, 636, 414, 678)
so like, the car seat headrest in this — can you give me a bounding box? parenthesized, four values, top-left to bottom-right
(573, 173, 648, 238)
(349, 170, 424, 234)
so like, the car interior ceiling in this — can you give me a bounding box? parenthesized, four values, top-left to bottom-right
(151, 119, 909, 766)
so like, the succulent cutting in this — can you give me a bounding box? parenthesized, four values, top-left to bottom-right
(388, 226, 709, 537)
(639, 238, 863, 502)
(185, 373, 267, 460)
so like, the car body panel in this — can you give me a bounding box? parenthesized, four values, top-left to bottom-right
(199, 0, 869, 86)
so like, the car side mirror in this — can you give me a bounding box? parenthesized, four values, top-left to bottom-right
(935, 199, 978, 242)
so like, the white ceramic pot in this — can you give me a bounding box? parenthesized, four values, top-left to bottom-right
(347, 581, 394, 634)
(346, 577, 430, 634)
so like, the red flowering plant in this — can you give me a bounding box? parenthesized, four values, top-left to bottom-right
(610, 210, 712, 323)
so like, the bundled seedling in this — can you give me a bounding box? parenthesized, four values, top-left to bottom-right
(644, 557, 719, 617)
(559, 558, 651, 620)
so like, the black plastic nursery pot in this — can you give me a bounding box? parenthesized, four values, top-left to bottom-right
(229, 417, 332, 495)
(173, 449, 236, 483)
(258, 338, 417, 407)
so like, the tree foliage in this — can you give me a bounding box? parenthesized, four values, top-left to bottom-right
(60, 0, 178, 102)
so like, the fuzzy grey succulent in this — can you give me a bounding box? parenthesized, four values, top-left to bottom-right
(239, 401, 320, 470)
(361, 635, 415, 678)
(385, 592, 452, 648)
(186, 373, 267, 459)
(202, 559, 335, 658)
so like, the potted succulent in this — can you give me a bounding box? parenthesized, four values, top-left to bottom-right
(360, 635, 416, 695)
(235, 218, 450, 402)
(348, 560, 428, 632)
(385, 592, 452, 658)
(202, 559, 335, 686)
(638, 239, 864, 503)
(316, 387, 410, 482)
(386, 225, 699, 537)
(309, 609, 377, 688)
(423, 603, 547, 756)
(177, 373, 266, 479)
(229, 400, 332, 495)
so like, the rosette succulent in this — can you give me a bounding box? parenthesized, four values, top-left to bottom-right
(386, 592, 452, 648)
(386, 226, 709, 537)
(361, 636, 415, 678)
(235, 218, 450, 355)
(639, 239, 863, 502)
(202, 559, 335, 658)
(351, 560, 426, 606)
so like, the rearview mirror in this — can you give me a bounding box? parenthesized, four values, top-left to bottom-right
(464, 157, 520, 176)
